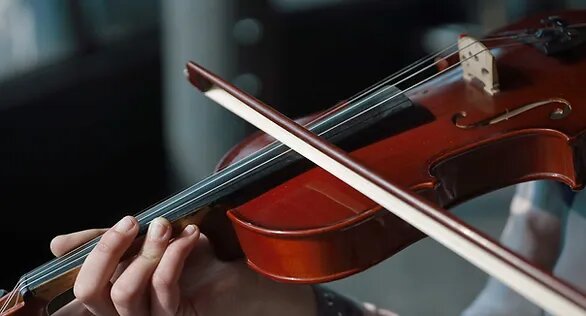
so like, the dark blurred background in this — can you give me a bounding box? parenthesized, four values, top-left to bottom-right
(0, 0, 584, 314)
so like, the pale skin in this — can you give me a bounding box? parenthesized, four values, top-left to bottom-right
(50, 216, 317, 316)
(47, 184, 583, 316)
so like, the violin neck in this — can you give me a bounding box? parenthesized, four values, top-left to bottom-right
(15, 80, 413, 301)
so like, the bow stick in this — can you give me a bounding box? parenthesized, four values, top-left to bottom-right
(186, 61, 586, 316)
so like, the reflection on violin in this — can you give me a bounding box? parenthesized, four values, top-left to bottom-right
(2, 9, 586, 316)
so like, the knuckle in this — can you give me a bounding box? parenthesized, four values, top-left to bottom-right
(151, 272, 171, 291)
(139, 240, 168, 262)
(139, 253, 161, 263)
(73, 283, 98, 303)
(95, 238, 113, 254)
(110, 283, 135, 307)
(95, 231, 124, 254)
(139, 248, 163, 262)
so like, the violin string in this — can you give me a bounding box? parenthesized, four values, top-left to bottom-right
(290, 32, 533, 120)
(0, 19, 572, 313)
(312, 39, 542, 142)
(339, 42, 458, 105)
(4, 277, 25, 313)
(194, 34, 537, 175)
(134, 34, 535, 223)
(149, 39, 549, 227)
(9, 40, 467, 292)
(15, 33, 547, 301)
(13, 35, 507, 288)
(0, 278, 22, 313)
(16, 36, 548, 299)
(213, 32, 532, 176)
(17, 33, 546, 296)
(340, 33, 533, 108)
(16, 38, 548, 314)
(0, 282, 17, 312)
(0, 289, 10, 313)
(12, 29, 559, 293)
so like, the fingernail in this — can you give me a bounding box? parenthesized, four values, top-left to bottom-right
(183, 224, 197, 236)
(114, 216, 134, 233)
(148, 218, 169, 241)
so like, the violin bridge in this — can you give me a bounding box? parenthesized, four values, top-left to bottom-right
(458, 35, 499, 95)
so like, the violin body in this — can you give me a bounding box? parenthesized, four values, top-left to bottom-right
(217, 10, 586, 283)
(3, 9, 586, 316)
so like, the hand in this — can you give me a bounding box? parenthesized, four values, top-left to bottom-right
(50, 216, 316, 316)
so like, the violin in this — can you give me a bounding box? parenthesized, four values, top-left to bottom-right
(3, 9, 586, 316)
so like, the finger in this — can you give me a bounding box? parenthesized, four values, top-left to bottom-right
(52, 299, 94, 316)
(51, 229, 108, 257)
(111, 218, 172, 316)
(74, 216, 138, 316)
(150, 225, 200, 316)
(112, 257, 133, 282)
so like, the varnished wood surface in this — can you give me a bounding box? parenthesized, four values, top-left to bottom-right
(6, 9, 586, 316)
(205, 10, 586, 283)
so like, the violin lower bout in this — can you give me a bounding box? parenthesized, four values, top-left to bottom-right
(228, 206, 425, 283)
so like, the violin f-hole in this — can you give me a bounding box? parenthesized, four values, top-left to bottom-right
(452, 98, 572, 129)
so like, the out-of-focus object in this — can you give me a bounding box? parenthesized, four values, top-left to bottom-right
(162, 0, 246, 187)
(4, 9, 586, 316)
(269, 0, 356, 12)
(0, 0, 69, 79)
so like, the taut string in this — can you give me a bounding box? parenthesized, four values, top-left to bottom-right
(0, 30, 548, 314)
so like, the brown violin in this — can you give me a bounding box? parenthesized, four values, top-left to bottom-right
(3, 9, 586, 316)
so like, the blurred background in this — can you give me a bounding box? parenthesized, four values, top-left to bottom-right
(0, 0, 585, 314)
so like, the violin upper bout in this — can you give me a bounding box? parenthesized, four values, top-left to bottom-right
(458, 35, 500, 95)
